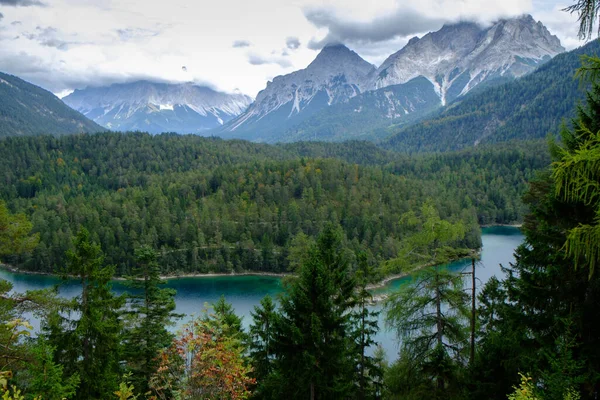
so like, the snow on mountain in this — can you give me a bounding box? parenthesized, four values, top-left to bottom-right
(63, 81, 252, 134)
(373, 15, 564, 105)
(221, 44, 376, 139)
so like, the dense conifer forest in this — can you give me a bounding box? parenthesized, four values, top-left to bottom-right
(2, 3, 600, 399)
(0, 134, 547, 275)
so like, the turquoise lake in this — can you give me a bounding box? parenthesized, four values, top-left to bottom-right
(0, 226, 524, 360)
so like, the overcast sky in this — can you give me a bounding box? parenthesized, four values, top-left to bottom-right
(0, 0, 590, 98)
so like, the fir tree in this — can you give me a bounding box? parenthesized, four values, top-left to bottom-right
(271, 224, 356, 400)
(350, 252, 383, 400)
(122, 245, 180, 395)
(45, 228, 124, 400)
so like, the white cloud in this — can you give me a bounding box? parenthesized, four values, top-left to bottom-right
(0, 0, 587, 97)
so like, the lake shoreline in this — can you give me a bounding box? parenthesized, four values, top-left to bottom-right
(0, 224, 513, 289)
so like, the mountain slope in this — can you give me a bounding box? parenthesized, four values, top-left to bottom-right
(219, 44, 376, 141)
(0, 72, 103, 137)
(373, 15, 564, 104)
(219, 15, 563, 144)
(381, 39, 600, 153)
(63, 81, 252, 134)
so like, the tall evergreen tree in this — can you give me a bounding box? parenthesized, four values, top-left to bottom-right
(385, 268, 470, 398)
(45, 228, 124, 400)
(271, 224, 356, 400)
(473, 71, 600, 400)
(122, 245, 180, 395)
(248, 295, 278, 399)
(204, 295, 245, 340)
(350, 252, 383, 400)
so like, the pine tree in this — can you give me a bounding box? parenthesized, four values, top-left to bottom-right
(45, 228, 124, 400)
(122, 245, 180, 395)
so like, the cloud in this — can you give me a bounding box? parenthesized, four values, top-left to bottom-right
(285, 36, 301, 50)
(11, 21, 22, 25)
(232, 40, 251, 48)
(304, 6, 444, 49)
(247, 53, 292, 68)
(22, 26, 76, 50)
(117, 27, 161, 41)
(0, 0, 45, 6)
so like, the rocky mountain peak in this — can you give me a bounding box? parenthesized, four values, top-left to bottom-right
(372, 14, 563, 105)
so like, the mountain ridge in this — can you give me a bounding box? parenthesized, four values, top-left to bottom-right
(218, 14, 564, 143)
(63, 81, 252, 134)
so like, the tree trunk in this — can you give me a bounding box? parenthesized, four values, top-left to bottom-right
(470, 258, 476, 366)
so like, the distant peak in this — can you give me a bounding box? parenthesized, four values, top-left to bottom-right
(407, 36, 420, 46)
(320, 43, 351, 52)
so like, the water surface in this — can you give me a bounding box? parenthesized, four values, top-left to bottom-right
(0, 226, 524, 360)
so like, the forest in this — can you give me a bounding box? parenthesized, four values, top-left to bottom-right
(0, 134, 547, 276)
(2, 3, 600, 398)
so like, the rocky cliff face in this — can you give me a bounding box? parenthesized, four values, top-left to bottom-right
(372, 15, 564, 105)
(221, 44, 375, 140)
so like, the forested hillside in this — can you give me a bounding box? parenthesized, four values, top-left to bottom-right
(0, 72, 103, 137)
(0, 132, 548, 275)
(382, 39, 600, 152)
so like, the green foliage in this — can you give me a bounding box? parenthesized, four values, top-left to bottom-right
(507, 374, 540, 400)
(45, 228, 125, 400)
(16, 340, 80, 400)
(385, 268, 470, 397)
(122, 246, 180, 395)
(551, 83, 600, 276)
(0, 201, 38, 259)
(0, 133, 548, 276)
(270, 224, 356, 399)
(384, 201, 467, 274)
(247, 295, 278, 397)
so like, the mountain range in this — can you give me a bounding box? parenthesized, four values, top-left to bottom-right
(219, 14, 564, 142)
(63, 81, 252, 134)
(0, 13, 583, 151)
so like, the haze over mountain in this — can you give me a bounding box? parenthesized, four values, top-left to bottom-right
(63, 81, 253, 134)
(0, 71, 103, 138)
(220, 15, 564, 143)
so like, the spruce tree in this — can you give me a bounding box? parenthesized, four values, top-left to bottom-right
(350, 252, 383, 400)
(473, 77, 600, 399)
(45, 228, 124, 400)
(271, 224, 356, 400)
(248, 295, 278, 399)
(122, 245, 180, 395)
